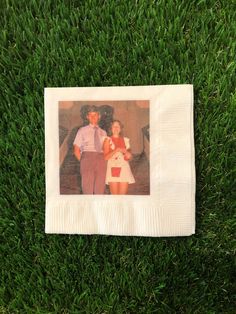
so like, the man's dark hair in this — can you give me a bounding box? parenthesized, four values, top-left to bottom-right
(80, 105, 100, 126)
(87, 105, 99, 114)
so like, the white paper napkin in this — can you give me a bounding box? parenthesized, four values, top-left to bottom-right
(44, 85, 195, 237)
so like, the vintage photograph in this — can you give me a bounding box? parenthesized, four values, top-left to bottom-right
(59, 100, 150, 195)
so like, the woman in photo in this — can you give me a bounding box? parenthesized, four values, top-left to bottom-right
(103, 120, 135, 194)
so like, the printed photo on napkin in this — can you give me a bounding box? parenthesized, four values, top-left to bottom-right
(44, 85, 195, 237)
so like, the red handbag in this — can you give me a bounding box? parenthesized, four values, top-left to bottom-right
(111, 167, 121, 177)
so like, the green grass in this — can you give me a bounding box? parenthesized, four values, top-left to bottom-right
(1, 0, 235, 313)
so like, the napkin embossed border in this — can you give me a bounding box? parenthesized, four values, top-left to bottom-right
(44, 85, 195, 237)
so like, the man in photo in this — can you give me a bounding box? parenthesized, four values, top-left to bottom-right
(73, 106, 107, 194)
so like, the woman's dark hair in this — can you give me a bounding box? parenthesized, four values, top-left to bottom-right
(108, 120, 124, 136)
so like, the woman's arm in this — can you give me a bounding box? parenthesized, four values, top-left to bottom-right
(123, 137, 132, 160)
(124, 148, 133, 161)
(103, 138, 124, 160)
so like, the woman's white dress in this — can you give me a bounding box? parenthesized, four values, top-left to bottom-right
(104, 136, 135, 184)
